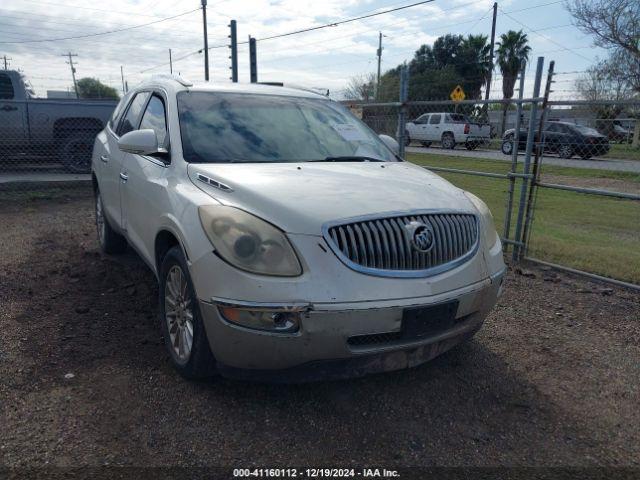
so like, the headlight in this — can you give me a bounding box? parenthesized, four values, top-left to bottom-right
(463, 191, 499, 247)
(198, 205, 302, 276)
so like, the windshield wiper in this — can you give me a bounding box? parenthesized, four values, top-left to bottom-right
(310, 156, 386, 162)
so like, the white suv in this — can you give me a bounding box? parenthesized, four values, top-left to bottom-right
(91, 75, 505, 381)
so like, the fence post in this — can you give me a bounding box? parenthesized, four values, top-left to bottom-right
(521, 60, 555, 255)
(512, 56, 544, 262)
(397, 64, 409, 159)
(502, 60, 527, 250)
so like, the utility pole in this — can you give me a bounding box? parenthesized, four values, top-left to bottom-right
(169, 49, 173, 74)
(62, 52, 79, 99)
(376, 32, 383, 99)
(201, 0, 210, 81)
(249, 36, 257, 83)
(120, 66, 126, 95)
(484, 2, 498, 101)
(2, 55, 11, 70)
(228, 20, 238, 82)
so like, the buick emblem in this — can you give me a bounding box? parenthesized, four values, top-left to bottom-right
(405, 221, 435, 253)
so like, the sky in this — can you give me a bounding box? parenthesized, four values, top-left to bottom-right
(0, 0, 609, 100)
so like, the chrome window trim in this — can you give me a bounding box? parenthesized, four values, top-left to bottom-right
(322, 209, 480, 279)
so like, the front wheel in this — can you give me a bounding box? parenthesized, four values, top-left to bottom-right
(159, 246, 216, 379)
(95, 189, 127, 254)
(501, 139, 514, 155)
(558, 144, 573, 159)
(441, 133, 456, 149)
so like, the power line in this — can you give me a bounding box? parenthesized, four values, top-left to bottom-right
(140, 0, 438, 73)
(0, 8, 200, 44)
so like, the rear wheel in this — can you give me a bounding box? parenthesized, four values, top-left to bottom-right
(60, 132, 96, 173)
(95, 189, 127, 254)
(558, 144, 573, 159)
(441, 132, 456, 149)
(159, 246, 216, 379)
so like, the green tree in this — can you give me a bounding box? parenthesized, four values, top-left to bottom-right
(496, 30, 531, 133)
(75, 78, 119, 100)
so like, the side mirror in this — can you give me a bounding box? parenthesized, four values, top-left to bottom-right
(379, 134, 399, 155)
(118, 129, 160, 155)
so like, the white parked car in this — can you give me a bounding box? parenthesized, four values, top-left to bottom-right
(91, 75, 506, 381)
(405, 112, 491, 150)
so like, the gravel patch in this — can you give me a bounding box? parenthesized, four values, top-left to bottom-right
(1, 193, 638, 469)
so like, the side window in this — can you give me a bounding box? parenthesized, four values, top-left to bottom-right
(429, 114, 441, 125)
(415, 114, 429, 124)
(0, 73, 14, 100)
(545, 123, 558, 133)
(139, 95, 168, 147)
(117, 92, 150, 136)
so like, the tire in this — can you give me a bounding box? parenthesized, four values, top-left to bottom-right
(159, 246, 216, 379)
(501, 139, 514, 155)
(441, 132, 456, 149)
(59, 132, 96, 174)
(95, 189, 127, 254)
(421, 141, 432, 148)
(558, 144, 573, 159)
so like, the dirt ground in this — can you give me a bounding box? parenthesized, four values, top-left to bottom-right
(1, 189, 639, 474)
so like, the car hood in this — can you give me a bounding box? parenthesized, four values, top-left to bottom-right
(188, 162, 475, 235)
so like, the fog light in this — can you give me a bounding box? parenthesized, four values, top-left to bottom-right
(219, 306, 300, 333)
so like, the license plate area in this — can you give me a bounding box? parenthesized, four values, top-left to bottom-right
(401, 301, 459, 339)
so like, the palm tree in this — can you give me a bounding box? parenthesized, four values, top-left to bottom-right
(496, 30, 531, 134)
(459, 34, 492, 100)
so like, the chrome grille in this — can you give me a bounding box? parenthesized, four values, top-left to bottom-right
(324, 212, 478, 277)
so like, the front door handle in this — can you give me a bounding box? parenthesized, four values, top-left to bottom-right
(0, 105, 18, 111)
(119, 172, 128, 182)
(100, 155, 109, 163)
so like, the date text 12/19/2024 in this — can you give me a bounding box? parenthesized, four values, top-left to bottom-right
(233, 468, 400, 478)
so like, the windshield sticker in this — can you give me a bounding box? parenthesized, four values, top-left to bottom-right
(332, 123, 368, 142)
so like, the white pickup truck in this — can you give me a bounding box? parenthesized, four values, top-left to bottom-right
(405, 112, 491, 150)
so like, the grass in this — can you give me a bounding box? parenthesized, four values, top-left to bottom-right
(407, 152, 640, 284)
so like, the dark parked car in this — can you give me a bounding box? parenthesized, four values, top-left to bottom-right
(501, 121, 610, 160)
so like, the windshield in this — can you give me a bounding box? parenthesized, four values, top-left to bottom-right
(177, 92, 397, 163)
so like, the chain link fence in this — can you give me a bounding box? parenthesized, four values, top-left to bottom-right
(1, 60, 639, 287)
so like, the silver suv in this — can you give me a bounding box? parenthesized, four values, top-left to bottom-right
(91, 75, 505, 381)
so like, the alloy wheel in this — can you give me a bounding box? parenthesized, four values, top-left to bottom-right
(164, 265, 194, 364)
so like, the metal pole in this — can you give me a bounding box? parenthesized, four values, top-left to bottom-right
(120, 66, 125, 95)
(3, 55, 11, 70)
(62, 52, 79, 99)
(169, 49, 173, 74)
(521, 60, 554, 255)
(201, 0, 209, 81)
(249, 36, 257, 83)
(484, 2, 498, 101)
(512, 56, 544, 262)
(502, 59, 526, 249)
(376, 32, 383, 100)
(229, 20, 238, 82)
(397, 64, 409, 160)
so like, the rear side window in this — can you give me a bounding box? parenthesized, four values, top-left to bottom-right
(108, 92, 133, 131)
(139, 95, 168, 146)
(117, 92, 150, 136)
(429, 114, 441, 125)
(0, 73, 14, 100)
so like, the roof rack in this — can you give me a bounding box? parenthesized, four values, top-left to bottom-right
(256, 82, 329, 97)
(149, 74, 193, 87)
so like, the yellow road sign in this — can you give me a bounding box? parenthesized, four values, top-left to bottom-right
(450, 85, 466, 101)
